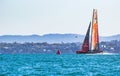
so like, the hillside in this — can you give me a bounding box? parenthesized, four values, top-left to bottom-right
(0, 34, 119, 43)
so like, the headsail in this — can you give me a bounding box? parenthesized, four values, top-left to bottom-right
(91, 9, 99, 52)
(82, 22, 91, 52)
(76, 22, 91, 54)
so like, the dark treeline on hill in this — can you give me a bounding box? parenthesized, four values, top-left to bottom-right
(0, 42, 80, 54)
(0, 40, 120, 54)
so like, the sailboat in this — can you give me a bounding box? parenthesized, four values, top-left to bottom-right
(76, 9, 103, 54)
(56, 50, 61, 55)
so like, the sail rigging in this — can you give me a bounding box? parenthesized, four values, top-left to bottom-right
(81, 22, 91, 52)
(91, 9, 99, 52)
(76, 9, 102, 54)
(76, 22, 91, 53)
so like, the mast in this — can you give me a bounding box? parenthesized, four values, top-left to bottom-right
(91, 9, 99, 52)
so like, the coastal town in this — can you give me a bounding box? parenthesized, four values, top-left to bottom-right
(0, 40, 119, 54)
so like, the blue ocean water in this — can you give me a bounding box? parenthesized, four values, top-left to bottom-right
(0, 54, 120, 76)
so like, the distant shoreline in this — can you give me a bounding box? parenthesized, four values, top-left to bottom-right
(0, 34, 119, 43)
(0, 40, 120, 54)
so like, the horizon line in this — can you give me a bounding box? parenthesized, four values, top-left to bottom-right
(0, 33, 119, 37)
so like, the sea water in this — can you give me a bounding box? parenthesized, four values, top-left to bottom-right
(0, 54, 120, 76)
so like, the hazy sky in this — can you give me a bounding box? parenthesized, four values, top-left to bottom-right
(0, 0, 120, 36)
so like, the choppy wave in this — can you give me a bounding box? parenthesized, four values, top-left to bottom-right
(0, 54, 120, 75)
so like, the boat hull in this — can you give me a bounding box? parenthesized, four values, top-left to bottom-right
(76, 50, 103, 54)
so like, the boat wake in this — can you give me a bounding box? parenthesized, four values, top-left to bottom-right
(102, 52, 118, 55)
(86, 52, 119, 55)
